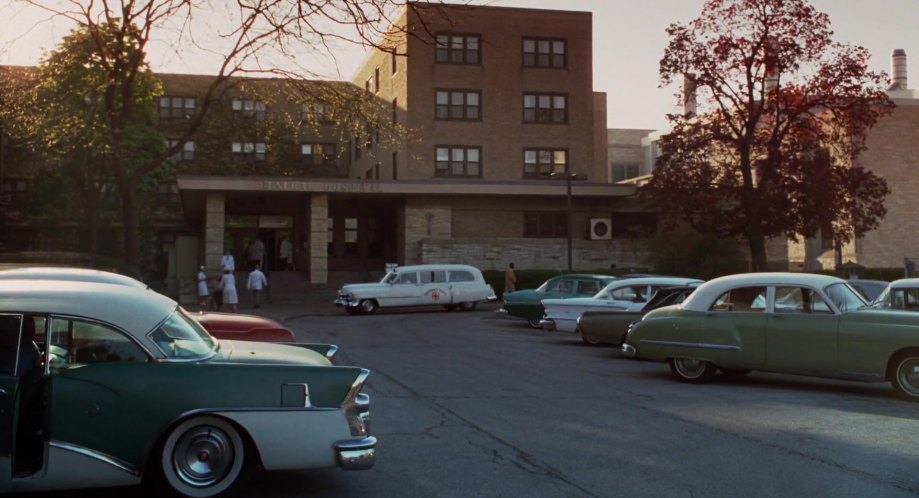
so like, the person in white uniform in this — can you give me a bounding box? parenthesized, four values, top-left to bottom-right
(218, 266, 239, 313)
(247, 264, 268, 309)
(197, 266, 210, 307)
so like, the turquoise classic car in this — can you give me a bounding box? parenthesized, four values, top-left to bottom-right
(871, 278, 919, 310)
(622, 272, 919, 400)
(0, 279, 375, 496)
(500, 274, 616, 328)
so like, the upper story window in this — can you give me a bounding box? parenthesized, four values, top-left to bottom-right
(301, 143, 337, 166)
(0, 179, 31, 205)
(435, 34, 480, 64)
(435, 90, 480, 120)
(301, 103, 334, 123)
(231, 141, 266, 161)
(231, 99, 266, 121)
(167, 139, 195, 162)
(374, 68, 381, 93)
(612, 164, 640, 182)
(524, 93, 567, 123)
(524, 149, 567, 178)
(435, 146, 481, 177)
(365, 76, 372, 93)
(158, 96, 196, 119)
(523, 38, 566, 68)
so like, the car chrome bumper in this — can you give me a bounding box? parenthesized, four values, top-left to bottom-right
(334, 436, 377, 470)
(621, 343, 637, 358)
(496, 307, 508, 314)
(539, 318, 556, 331)
(334, 298, 358, 308)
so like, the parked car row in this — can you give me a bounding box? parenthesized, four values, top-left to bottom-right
(0, 267, 376, 496)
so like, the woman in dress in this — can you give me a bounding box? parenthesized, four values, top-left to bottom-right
(218, 266, 239, 313)
(197, 266, 210, 308)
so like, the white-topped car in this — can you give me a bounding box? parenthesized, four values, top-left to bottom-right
(540, 277, 703, 332)
(335, 264, 497, 314)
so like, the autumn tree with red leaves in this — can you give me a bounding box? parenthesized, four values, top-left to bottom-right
(640, 0, 893, 271)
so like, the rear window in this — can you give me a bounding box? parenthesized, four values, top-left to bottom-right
(449, 271, 475, 282)
(421, 270, 447, 283)
(710, 286, 767, 312)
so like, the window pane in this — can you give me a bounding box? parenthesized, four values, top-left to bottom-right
(467, 161, 479, 176)
(524, 40, 536, 52)
(466, 93, 479, 106)
(553, 41, 565, 53)
(466, 107, 479, 119)
(466, 37, 478, 50)
(302, 144, 312, 154)
(524, 95, 536, 107)
(451, 92, 464, 104)
(232, 100, 242, 111)
(466, 148, 479, 162)
(452, 162, 464, 175)
(452, 148, 465, 161)
(553, 96, 566, 108)
(539, 95, 551, 108)
(436, 35, 449, 47)
(554, 150, 567, 165)
(436, 91, 449, 104)
(538, 40, 550, 53)
(436, 148, 449, 161)
(232, 143, 241, 153)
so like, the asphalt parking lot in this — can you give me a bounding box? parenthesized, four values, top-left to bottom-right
(27, 305, 919, 497)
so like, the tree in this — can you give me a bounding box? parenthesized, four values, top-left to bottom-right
(640, 0, 893, 271)
(13, 0, 418, 266)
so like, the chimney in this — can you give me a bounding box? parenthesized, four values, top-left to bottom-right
(890, 49, 907, 90)
(683, 73, 697, 117)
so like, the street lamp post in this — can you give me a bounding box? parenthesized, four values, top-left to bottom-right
(551, 171, 577, 272)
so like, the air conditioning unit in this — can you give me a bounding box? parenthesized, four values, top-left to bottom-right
(588, 218, 612, 240)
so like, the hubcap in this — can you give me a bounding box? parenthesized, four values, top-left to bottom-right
(361, 300, 374, 313)
(675, 358, 706, 378)
(173, 426, 235, 487)
(897, 358, 919, 396)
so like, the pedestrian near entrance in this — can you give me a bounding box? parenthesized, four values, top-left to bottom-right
(504, 262, 517, 299)
(248, 238, 265, 269)
(247, 264, 268, 309)
(221, 250, 235, 273)
(197, 266, 209, 307)
(279, 237, 292, 270)
(218, 266, 239, 313)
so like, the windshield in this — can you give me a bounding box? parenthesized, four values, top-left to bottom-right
(148, 308, 216, 359)
(824, 283, 867, 312)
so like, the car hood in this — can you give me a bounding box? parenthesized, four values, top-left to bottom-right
(503, 290, 544, 303)
(213, 340, 331, 366)
(340, 282, 387, 294)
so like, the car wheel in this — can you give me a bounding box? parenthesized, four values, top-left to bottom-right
(158, 416, 249, 498)
(669, 358, 717, 383)
(359, 299, 377, 314)
(580, 332, 600, 346)
(458, 302, 477, 311)
(891, 352, 919, 399)
(527, 318, 542, 329)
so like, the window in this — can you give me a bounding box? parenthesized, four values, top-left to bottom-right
(166, 139, 195, 162)
(327, 217, 334, 255)
(301, 103, 334, 123)
(344, 217, 358, 255)
(0, 179, 31, 205)
(48, 317, 148, 367)
(394, 272, 418, 285)
(449, 271, 475, 283)
(611, 285, 648, 303)
(523, 38, 566, 68)
(374, 68, 380, 93)
(774, 286, 832, 314)
(709, 286, 768, 312)
(420, 270, 447, 284)
(524, 149, 567, 178)
(524, 212, 567, 238)
(611, 212, 657, 238)
(435, 90, 480, 120)
(612, 164, 640, 182)
(158, 96, 195, 119)
(523, 93, 567, 123)
(576, 280, 601, 296)
(231, 99, 266, 120)
(231, 142, 267, 161)
(435, 146, 481, 177)
(435, 34, 480, 64)
(365, 76, 372, 93)
(301, 143, 337, 166)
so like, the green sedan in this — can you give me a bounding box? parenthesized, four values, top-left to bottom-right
(0, 279, 375, 496)
(500, 274, 615, 328)
(622, 272, 919, 400)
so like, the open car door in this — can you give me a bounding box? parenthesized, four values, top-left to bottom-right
(0, 314, 24, 493)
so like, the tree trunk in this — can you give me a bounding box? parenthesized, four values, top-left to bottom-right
(85, 188, 100, 255)
(120, 188, 139, 269)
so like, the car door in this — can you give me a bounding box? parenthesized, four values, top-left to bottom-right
(697, 286, 768, 367)
(419, 269, 450, 305)
(47, 316, 154, 470)
(765, 286, 839, 374)
(387, 271, 422, 306)
(0, 314, 24, 493)
(447, 269, 479, 303)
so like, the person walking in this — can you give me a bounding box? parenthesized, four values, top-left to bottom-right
(218, 266, 239, 313)
(279, 236, 292, 270)
(504, 262, 517, 299)
(197, 266, 210, 308)
(248, 238, 265, 270)
(247, 264, 268, 309)
(220, 250, 235, 273)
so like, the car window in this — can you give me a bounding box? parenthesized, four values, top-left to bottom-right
(824, 283, 866, 312)
(0, 314, 25, 377)
(421, 270, 447, 284)
(774, 286, 832, 314)
(575, 280, 600, 296)
(394, 272, 418, 285)
(148, 310, 215, 359)
(544, 278, 567, 293)
(710, 286, 767, 312)
(449, 270, 475, 282)
(891, 289, 919, 310)
(49, 316, 147, 368)
(611, 285, 647, 303)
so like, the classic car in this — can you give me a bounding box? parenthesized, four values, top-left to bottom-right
(846, 278, 889, 302)
(0, 267, 312, 348)
(499, 274, 616, 328)
(0, 279, 375, 496)
(540, 277, 703, 333)
(870, 278, 919, 310)
(576, 286, 698, 346)
(621, 272, 919, 400)
(335, 264, 497, 314)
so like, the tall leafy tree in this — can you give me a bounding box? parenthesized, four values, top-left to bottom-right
(14, 0, 417, 266)
(641, 0, 893, 271)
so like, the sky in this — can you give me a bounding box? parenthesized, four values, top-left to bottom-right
(1, 0, 917, 130)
